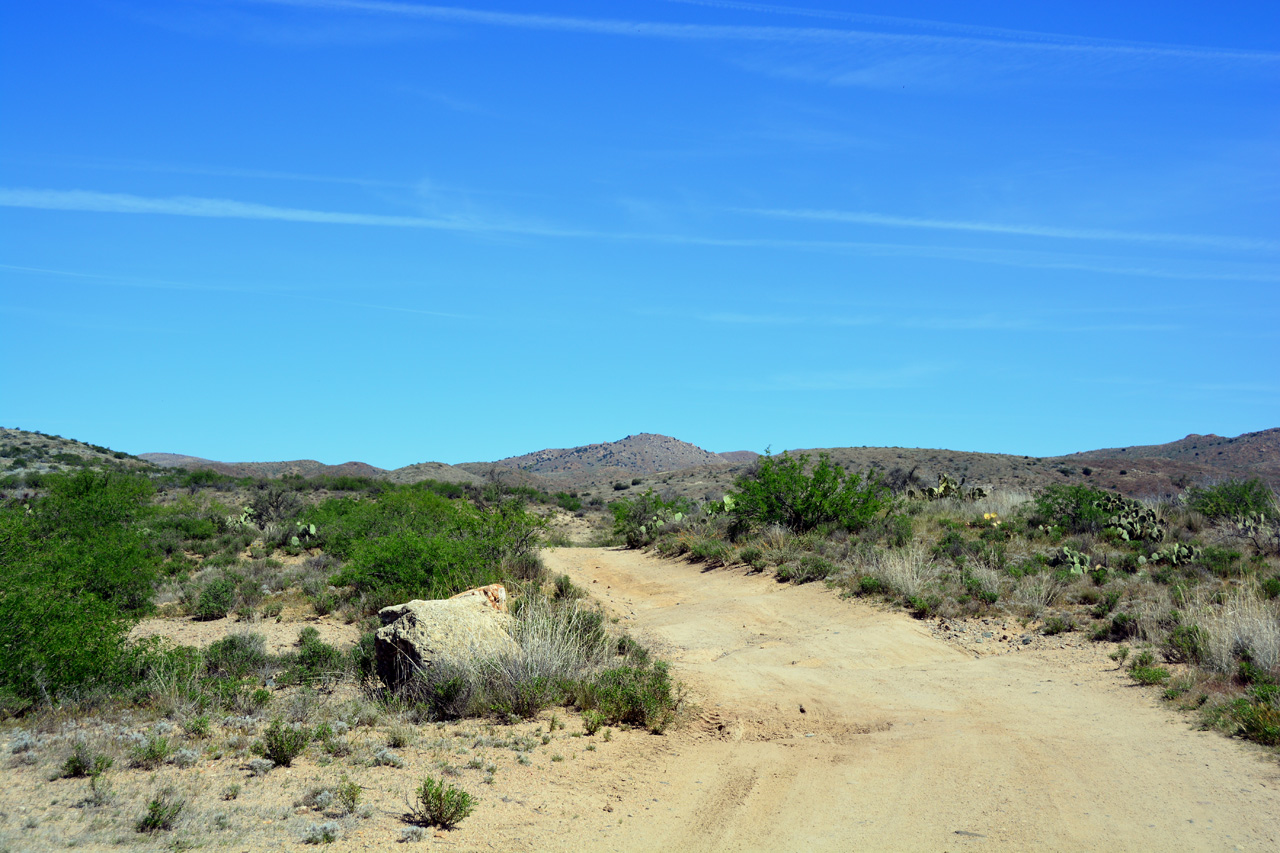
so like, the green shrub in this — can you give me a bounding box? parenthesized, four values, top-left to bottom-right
(260, 719, 311, 766)
(205, 633, 268, 679)
(554, 492, 583, 512)
(553, 574, 585, 600)
(1198, 546, 1243, 577)
(0, 471, 162, 702)
(130, 735, 171, 770)
(1094, 612, 1139, 642)
(582, 710, 606, 735)
(582, 662, 678, 733)
(1164, 624, 1207, 664)
(282, 630, 344, 685)
(1130, 664, 1171, 685)
(1186, 479, 1277, 521)
(349, 631, 378, 680)
(136, 787, 184, 833)
(409, 776, 475, 829)
(61, 741, 112, 778)
(195, 577, 238, 621)
(857, 576, 886, 596)
(776, 554, 836, 584)
(729, 452, 891, 535)
(1042, 616, 1075, 635)
(320, 489, 543, 605)
(1230, 701, 1280, 746)
(1031, 484, 1116, 535)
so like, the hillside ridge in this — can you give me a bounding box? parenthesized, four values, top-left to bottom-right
(5, 426, 1277, 498)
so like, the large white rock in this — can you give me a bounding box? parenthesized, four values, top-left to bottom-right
(375, 590, 517, 688)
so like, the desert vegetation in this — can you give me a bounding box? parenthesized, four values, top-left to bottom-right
(0, 465, 676, 848)
(611, 454, 1280, 750)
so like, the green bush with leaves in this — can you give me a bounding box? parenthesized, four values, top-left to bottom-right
(581, 661, 678, 733)
(1031, 484, 1117, 535)
(315, 487, 544, 606)
(1186, 478, 1277, 521)
(409, 776, 475, 829)
(282, 627, 345, 684)
(259, 719, 312, 766)
(136, 787, 185, 833)
(0, 471, 162, 705)
(195, 576, 238, 621)
(728, 451, 892, 535)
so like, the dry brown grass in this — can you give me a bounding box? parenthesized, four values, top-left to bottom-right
(1187, 584, 1280, 673)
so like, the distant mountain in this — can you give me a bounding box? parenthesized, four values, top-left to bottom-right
(632, 427, 1280, 503)
(383, 461, 483, 486)
(12, 425, 1267, 502)
(139, 454, 386, 480)
(479, 433, 733, 481)
(1068, 429, 1280, 478)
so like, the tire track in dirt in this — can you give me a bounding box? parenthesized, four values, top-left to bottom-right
(546, 547, 1280, 852)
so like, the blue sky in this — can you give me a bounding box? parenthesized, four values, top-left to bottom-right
(2, 1, 1277, 467)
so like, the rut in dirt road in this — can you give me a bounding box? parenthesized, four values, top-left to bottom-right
(546, 547, 1280, 853)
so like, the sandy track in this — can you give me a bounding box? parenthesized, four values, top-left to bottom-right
(544, 547, 1280, 852)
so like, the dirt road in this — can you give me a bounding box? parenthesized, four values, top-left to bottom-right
(542, 547, 1280, 852)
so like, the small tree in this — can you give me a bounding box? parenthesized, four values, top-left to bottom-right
(728, 452, 891, 535)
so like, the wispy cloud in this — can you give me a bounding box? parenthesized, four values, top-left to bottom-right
(5, 187, 1277, 283)
(663, 0, 1255, 57)
(766, 364, 946, 392)
(0, 262, 278, 294)
(0, 187, 556, 235)
(244, 0, 1280, 63)
(695, 309, 1179, 335)
(311, 295, 469, 319)
(0, 263, 472, 319)
(735, 207, 1280, 253)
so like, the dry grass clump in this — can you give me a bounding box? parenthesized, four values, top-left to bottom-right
(854, 544, 942, 599)
(1011, 573, 1067, 617)
(1186, 585, 1280, 674)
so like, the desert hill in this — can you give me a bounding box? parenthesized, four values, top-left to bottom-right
(620, 428, 1280, 503)
(466, 433, 735, 481)
(139, 454, 387, 480)
(1069, 429, 1280, 478)
(7, 426, 1275, 502)
(0, 427, 157, 478)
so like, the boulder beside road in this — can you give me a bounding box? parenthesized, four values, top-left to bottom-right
(375, 585, 516, 688)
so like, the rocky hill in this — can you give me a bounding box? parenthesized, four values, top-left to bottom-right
(472, 433, 734, 481)
(11, 425, 1271, 502)
(628, 428, 1280, 503)
(1070, 429, 1280, 480)
(1, 427, 157, 478)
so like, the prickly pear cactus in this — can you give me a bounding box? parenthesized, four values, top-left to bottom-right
(1057, 545, 1092, 575)
(1095, 493, 1166, 543)
(1140, 542, 1201, 566)
(911, 474, 986, 502)
(1234, 512, 1280, 553)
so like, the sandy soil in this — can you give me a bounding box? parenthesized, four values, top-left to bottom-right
(538, 547, 1280, 853)
(130, 613, 362, 655)
(3, 547, 1278, 852)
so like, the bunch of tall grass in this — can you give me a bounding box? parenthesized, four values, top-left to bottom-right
(1186, 584, 1280, 674)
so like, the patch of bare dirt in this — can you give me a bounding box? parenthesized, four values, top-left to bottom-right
(130, 614, 361, 655)
(539, 547, 1280, 852)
